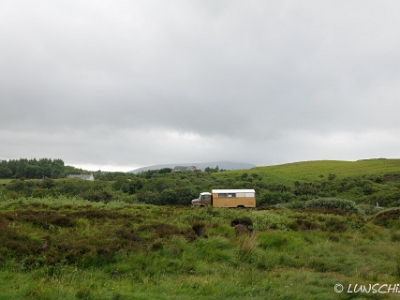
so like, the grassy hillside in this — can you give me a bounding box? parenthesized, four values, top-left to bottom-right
(199, 158, 400, 188)
(1, 197, 400, 299)
(248, 159, 400, 185)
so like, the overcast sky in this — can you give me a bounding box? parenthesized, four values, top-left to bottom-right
(1, 1, 400, 171)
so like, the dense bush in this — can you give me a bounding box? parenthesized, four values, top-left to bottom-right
(80, 189, 113, 203)
(258, 190, 294, 206)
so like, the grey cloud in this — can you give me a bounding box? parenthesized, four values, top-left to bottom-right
(1, 1, 400, 168)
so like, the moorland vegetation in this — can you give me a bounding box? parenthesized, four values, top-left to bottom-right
(0, 158, 400, 298)
(2, 158, 400, 209)
(1, 197, 400, 299)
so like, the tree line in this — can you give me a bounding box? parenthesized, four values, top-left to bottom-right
(0, 158, 89, 179)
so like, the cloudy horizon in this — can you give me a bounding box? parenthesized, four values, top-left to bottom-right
(1, 1, 400, 172)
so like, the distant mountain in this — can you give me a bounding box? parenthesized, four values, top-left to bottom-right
(129, 161, 256, 174)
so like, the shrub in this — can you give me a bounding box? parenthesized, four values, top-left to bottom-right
(137, 190, 161, 205)
(160, 188, 177, 205)
(80, 189, 113, 203)
(324, 216, 347, 232)
(284, 201, 306, 210)
(328, 173, 337, 180)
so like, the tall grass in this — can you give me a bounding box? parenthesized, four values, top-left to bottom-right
(1, 198, 400, 299)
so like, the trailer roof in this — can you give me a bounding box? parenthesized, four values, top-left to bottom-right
(211, 189, 255, 193)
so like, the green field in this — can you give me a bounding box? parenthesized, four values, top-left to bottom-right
(248, 159, 400, 184)
(184, 158, 400, 187)
(1, 197, 400, 299)
(0, 179, 12, 185)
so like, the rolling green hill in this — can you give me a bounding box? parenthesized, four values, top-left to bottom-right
(248, 159, 400, 184)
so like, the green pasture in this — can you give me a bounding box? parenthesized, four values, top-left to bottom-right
(247, 159, 400, 184)
(0, 179, 12, 185)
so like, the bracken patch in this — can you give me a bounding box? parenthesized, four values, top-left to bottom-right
(115, 228, 143, 242)
(0, 227, 42, 257)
